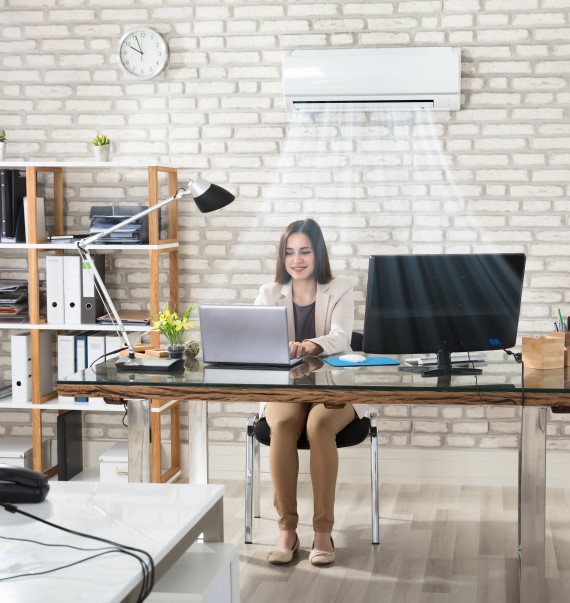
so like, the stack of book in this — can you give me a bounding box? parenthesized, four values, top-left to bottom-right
(0, 279, 28, 322)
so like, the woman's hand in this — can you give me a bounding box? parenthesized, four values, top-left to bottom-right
(289, 340, 324, 358)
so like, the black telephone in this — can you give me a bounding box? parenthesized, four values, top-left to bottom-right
(0, 464, 50, 503)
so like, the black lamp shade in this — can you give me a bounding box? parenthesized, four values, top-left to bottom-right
(193, 183, 235, 213)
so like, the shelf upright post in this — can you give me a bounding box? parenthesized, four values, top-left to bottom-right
(27, 166, 61, 474)
(147, 166, 181, 483)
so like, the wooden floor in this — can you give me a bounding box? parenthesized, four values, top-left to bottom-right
(216, 479, 570, 603)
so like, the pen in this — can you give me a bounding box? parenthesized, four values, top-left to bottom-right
(554, 322, 559, 332)
(558, 308, 565, 331)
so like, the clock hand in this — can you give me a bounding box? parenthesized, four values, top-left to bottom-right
(128, 44, 143, 56)
(134, 35, 144, 54)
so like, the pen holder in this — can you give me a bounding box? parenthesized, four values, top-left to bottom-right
(548, 331, 570, 366)
(521, 336, 565, 370)
(525, 368, 566, 389)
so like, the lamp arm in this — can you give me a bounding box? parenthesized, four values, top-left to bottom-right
(76, 244, 135, 357)
(79, 189, 185, 247)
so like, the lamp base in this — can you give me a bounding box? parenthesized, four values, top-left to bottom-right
(115, 357, 184, 372)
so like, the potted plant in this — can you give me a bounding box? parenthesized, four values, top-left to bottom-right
(152, 304, 194, 359)
(92, 133, 111, 162)
(0, 130, 6, 161)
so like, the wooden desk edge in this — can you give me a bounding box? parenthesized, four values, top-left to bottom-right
(57, 384, 570, 407)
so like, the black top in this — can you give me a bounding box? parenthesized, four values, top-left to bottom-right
(293, 301, 316, 342)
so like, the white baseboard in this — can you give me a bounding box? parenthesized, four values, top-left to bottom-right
(208, 443, 570, 488)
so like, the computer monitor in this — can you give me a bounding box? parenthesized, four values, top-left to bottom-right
(362, 253, 526, 377)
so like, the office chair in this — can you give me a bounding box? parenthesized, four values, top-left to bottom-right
(244, 332, 380, 545)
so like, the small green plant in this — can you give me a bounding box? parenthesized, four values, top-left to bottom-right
(91, 133, 110, 146)
(0, 130, 6, 143)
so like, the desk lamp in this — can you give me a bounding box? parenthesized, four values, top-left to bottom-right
(76, 177, 234, 371)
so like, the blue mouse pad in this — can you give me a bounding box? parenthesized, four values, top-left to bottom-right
(324, 356, 400, 367)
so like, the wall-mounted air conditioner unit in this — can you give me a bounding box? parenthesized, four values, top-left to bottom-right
(283, 47, 461, 112)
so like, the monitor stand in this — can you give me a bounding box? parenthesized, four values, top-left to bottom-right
(420, 349, 482, 378)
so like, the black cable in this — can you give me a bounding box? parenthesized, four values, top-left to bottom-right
(461, 349, 523, 405)
(89, 346, 129, 369)
(122, 402, 128, 427)
(503, 348, 525, 405)
(0, 502, 154, 601)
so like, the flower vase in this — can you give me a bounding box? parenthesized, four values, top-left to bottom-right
(167, 344, 184, 360)
(93, 144, 110, 162)
(0, 142, 5, 162)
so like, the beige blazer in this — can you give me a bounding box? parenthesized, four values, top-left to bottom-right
(254, 276, 368, 419)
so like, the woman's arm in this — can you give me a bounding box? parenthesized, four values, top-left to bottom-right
(306, 285, 354, 356)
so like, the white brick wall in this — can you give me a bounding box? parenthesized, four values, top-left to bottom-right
(1, 0, 570, 452)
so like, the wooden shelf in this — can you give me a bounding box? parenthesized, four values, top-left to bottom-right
(0, 322, 151, 331)
(0, 242, 179, 251)
(0, 164, 181, 483)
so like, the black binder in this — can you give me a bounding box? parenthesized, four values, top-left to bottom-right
(0, 168, 26, 242)
(0, 168, 12, 240)
(57, 410, 84, 481)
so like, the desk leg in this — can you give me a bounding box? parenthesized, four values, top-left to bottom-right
(519, 406, 546, 603)
(188, 400, 209, 484)
(127, 399, 151, 483)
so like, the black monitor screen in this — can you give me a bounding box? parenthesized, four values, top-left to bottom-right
(362, 253, 526, 375)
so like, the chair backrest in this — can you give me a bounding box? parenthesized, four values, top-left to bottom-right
(351, 331, 363, 352)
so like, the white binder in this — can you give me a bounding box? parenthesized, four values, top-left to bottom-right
(24, 196, 46, 242)
(87, 333, 106, 404)
(105, 334, 124, 360)
(11, 331, 53, 403)
(87, 333, 106, 368)
(57, 333, 76, 403)
(46, 255, 65, 324)
(63, 255, 82, 324)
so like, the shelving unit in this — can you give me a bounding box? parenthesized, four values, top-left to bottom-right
(0, 162, 181, 483)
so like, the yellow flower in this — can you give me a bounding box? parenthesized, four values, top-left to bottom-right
(152, 304, 195, 346)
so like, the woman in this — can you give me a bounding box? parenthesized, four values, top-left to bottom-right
(254, 218, 365, 566)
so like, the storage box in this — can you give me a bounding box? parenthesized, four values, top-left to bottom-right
(147, 542, 239, 603)
(521, 336, 565, 370)
(99, 441, 128, 483)
(0, 437, 51, 471)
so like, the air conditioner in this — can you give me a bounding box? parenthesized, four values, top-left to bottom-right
(283, 47, 461, 112)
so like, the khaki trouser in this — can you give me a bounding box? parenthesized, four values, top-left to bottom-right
(265, 402, 356, 533)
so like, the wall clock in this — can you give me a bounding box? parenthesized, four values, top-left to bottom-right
(117, 27, 169, 79)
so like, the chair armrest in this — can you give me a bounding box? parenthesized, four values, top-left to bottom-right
(247, 413, 260, 438)
(368, 409, 378, 437)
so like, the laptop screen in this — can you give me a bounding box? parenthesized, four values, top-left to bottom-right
(199, 304, 303, 368)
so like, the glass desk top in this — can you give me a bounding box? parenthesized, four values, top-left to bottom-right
(57, 351, 570, 396)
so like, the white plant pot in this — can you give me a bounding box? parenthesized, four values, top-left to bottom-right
(0, 142, 5, 162)
(93, 144, 110, 162)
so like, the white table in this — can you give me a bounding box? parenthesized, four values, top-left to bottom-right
(0, 481, 224, 603)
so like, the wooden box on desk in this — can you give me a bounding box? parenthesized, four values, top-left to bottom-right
(522, 336, 565, 370)
(525, 368, 565, 389)
(547, 331, 570, 366)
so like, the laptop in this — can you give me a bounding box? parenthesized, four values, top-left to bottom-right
(199, 304, 304, 369)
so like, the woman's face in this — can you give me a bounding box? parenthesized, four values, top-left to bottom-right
(284, 232, 315, 282)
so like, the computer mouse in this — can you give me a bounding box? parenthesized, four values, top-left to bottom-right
(338, 354, 366, 363)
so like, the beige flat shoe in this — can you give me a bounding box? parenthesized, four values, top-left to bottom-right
(309, 536, 335, 566)
(267, 534, 300, 565)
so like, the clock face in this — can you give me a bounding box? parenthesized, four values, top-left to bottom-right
(118, 27, 169, 79)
